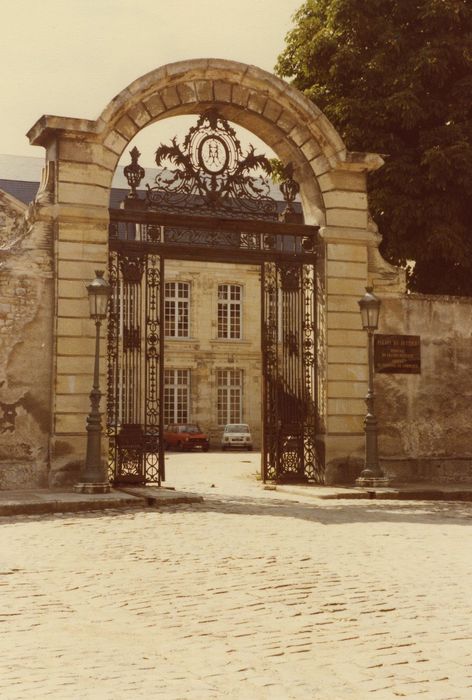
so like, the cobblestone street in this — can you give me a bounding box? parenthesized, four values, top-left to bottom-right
(1, 453, 472, 699)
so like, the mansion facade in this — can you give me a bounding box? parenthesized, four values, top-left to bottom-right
(162, 261, 261, 447)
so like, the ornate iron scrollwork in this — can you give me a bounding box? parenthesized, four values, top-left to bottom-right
(145, 224, 162, 243)
(163, 227, 240, 247)
(119, 108, 308, 244)
(121, 109, 304, 228)
(119, 251, 145, 284)
(145, 109, 279, 219)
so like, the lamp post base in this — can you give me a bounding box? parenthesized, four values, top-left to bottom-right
(355, 474, 390, 488)
(74, 482, 111, 494)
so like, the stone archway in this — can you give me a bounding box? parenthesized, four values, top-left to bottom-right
(27, 58, 403, 486)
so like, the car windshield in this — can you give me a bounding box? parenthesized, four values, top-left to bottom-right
(180, 425, 201, 434)
(224, 424, 249, 433)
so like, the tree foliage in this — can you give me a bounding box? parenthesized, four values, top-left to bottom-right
(276, 0, 472, 294)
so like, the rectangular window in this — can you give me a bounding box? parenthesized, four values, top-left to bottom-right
(165, 282, 190, 337)
(164, 369, 190, 425)
(217, 369, 243, 425)
(217, 284, 241, 339)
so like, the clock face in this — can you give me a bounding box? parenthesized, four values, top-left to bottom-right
(197, 135, 229, 174)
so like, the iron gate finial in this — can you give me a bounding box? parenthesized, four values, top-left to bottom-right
(124, 146, 145, 199)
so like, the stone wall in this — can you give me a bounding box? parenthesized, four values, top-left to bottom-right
(0, 190, 53, 488)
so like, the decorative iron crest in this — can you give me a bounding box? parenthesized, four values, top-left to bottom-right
(145, 109, 279, 219)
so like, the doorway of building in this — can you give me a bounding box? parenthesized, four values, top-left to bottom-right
(106, 110, 323, 485)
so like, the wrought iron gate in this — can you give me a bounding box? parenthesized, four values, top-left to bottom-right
(107, 247, 164, 484)
(262, 261, 322, 482)
(107, 109, 323, 485)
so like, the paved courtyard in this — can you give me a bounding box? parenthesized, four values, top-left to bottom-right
(1, 452, 472, 699)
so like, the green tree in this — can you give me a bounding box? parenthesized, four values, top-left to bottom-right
(276, 0, 472, 294)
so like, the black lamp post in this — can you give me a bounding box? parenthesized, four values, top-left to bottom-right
(75, 270, 111, 494)
(356, 286, 387, 485)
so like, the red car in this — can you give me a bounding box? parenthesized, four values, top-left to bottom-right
(163, 423, 210, 451)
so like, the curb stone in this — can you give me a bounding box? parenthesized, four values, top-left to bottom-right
(271, 484, 472, 502)
(0, 487, 203, 517)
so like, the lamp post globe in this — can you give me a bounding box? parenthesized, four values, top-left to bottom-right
(358, 286, 381, 331)
(74, 270, 111, 494)
(87, 270, 110, 320)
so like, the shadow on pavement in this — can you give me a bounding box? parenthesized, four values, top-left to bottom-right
(4, 490, 471, 527)
(169, 492, 472, 527)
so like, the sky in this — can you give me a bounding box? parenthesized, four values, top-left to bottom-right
(1, 0, 302, 167)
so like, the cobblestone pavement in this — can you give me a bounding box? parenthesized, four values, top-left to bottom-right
(1, 453, 472, 700)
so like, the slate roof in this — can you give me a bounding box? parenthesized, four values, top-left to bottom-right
(0, 179, 39, 205)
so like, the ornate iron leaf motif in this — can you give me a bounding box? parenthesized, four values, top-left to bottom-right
(145, 224, 162, 243)
(146, 109, 279, 220)
(119, 251, 145, 283)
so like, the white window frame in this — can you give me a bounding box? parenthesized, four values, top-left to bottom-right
(164, 369, 190, 425)
(217, 369, 243, 425)
(165, 281, 190, 338)
(217, 284, 242, 340)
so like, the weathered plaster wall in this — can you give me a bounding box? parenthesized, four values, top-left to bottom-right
(375, 294, 472, 483)
(328, 291, 472, 484)
(0, 190, 53, 488)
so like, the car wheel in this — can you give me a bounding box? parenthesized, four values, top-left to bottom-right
(163, 441, 168, 451)
(222, 446, 227, 451)
(247, 446, 253, 451)
(203, 446, 209, 453)
(178, 441, 185, 451)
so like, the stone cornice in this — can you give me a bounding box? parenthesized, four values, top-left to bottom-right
(27, 116, 99, 147)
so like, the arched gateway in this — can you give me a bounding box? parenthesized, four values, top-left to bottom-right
(27, 59, 403, 487)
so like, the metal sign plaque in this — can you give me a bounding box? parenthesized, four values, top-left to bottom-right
(374, 334, 421, 374)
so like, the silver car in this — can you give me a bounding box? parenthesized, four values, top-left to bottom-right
(221, 423, 253, 451)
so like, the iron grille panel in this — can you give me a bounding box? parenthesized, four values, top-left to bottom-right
(262, 261, 323, 483)
(107, 249, 163, 485)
